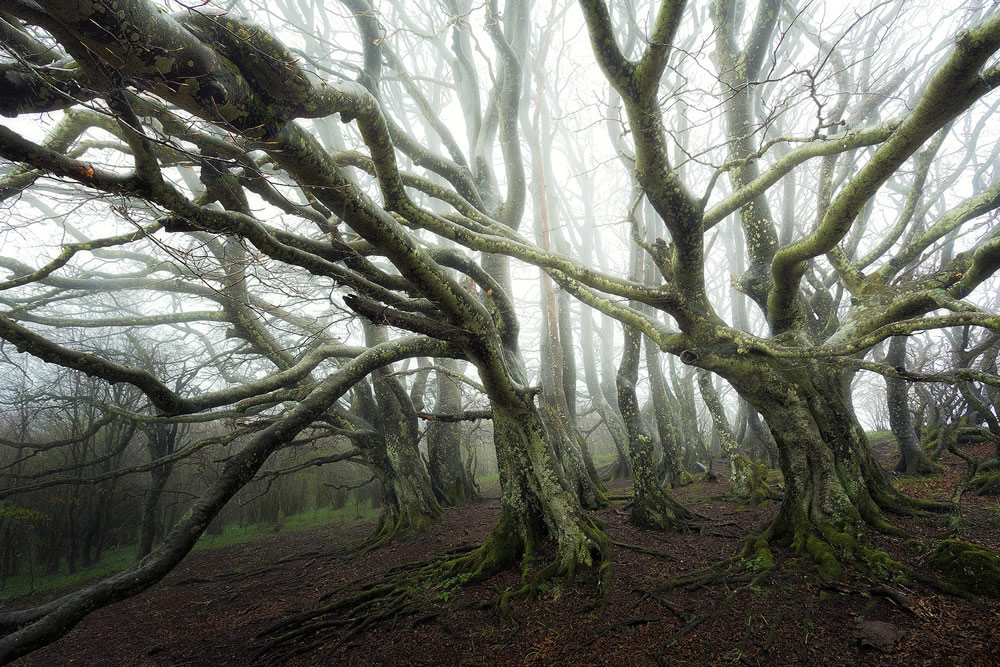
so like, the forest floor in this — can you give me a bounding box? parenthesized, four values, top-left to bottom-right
(7, 439, 1000, 666)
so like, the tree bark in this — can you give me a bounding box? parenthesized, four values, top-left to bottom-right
(697, 369, 755, 500)
(581, 309, 630, 478)
(617, 323, 693, 529)
(886, 336, 941, 475)
(722, 357, 940, 578)
(357, 324, 442, 546)
(426, 358, 479, 505)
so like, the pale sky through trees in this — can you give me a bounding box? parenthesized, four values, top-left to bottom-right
(1, 1, 999, 661)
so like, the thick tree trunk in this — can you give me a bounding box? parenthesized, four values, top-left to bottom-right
(368, 427, 442, 542)
(449, 392, 610, 587)
(358, 325, 442, 546)
(724, 359, 942, 578)
(537, 269, 606, 508)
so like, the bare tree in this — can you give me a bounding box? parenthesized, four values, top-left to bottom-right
(1, 0, 999, 660)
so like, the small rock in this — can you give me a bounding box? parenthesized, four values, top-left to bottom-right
(855, 620, 905, 653)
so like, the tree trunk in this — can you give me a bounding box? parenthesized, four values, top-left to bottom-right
(138, 423, 178, 560)
(137, 462, 172, 560)
(645, 336, 687, 487)
(581, 309, 630, 478)
(697, 369, 762, 502)
(357, 324, 443, 547)
(426, 358, 479, 505)
(724, 358, 942, 579)
(886, 336, 941, 475)
(668, 358, 711, 468)
(617, 325, 693, 529)
(447, 391, 610, 589)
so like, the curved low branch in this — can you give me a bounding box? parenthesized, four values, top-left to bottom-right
(0, 334, 454, 661)
(416, 409, 492, 422)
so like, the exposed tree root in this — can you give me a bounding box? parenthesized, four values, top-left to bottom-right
(610, 539, 677, 561)
(566, 615, 661, 656)
(254, 515, 614, 663)
(348, 506, 439, 556)
(655, 566, 775, 660)
(967, 458, 999, 495)
(629, 489, 698, 532)
(643, 496, 987, 659)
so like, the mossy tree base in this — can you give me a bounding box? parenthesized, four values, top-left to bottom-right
(629, 487, 697, 532)
(258, 396, 617, 662)
(354, 498, 442, 555)
(968, 458, 1000, 495)
(626, 431, 695, 531)
(743, 504, 901, 582)
(731, 453, 778, 506)
(711, 358, 953, 578)
(894, 450, 944, 476)
(927, 539, 1000, 597)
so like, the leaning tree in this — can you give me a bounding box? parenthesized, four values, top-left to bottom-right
(1, 0, 1000, 661)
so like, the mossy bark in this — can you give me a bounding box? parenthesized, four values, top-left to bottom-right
(669, 358, 711, 468)
(541, 405, 608, 509)
(698, 369, 757, 500)
(618, 326, 693, 529)
(581, 309, 630, 478)
(886, 336, 942, 475)
(535, 220, 607, 509)
(968, 458, 1000, 495)
(927, 539, 1000, 597)
(645, 336, 686, 486)
(723, 356, 945, 578)
(426, 359, 479, 506)
(357, 325, 442, 548)
(441, 395, 612, 594)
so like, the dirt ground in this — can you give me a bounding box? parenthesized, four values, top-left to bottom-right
(7, 440, 1000, 666)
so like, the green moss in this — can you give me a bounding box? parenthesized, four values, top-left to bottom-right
(748, 461, 774, 506)
(742, 537, 775, 571)
(927, 539, 1000, 598)
(921, 426, 939, 452)
(968, 459, 1000, 495)
(903, 539, 925, 554)
(804, 534, 842, 580)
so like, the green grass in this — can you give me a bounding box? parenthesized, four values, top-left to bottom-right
(194, 498, 379, 551)
(0, 498, 380, 603)
(590, 451, 618, 467)
(0, 545, 138, 604)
